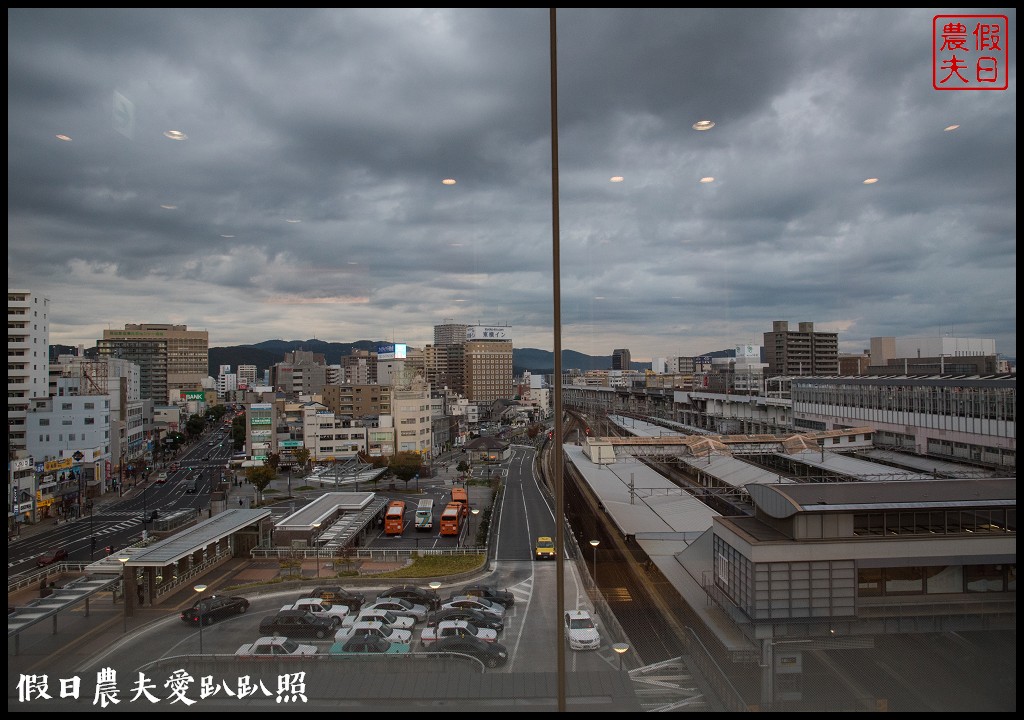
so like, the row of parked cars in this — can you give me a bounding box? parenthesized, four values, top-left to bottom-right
(218, 584, 516, 668)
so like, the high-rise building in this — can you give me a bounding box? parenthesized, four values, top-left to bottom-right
(271, 350, 327, 397)
(236, 364, 258, 386)
(464, 326, 514, 404)
(8, 289, 50, 457)
(763, 320, 839, 377)
(429, 321, 469, 393)
(98, 323, 208, 401)
(612, 348, 632, 371)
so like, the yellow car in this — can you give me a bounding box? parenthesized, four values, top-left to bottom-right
(534, 536, 556, 561)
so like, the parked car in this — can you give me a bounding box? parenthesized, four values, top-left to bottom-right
(363, 598, 428, 623)
(420, 619, 497, 647)
(258, 609, 334, 639)
(329, 636, 411, 656)
(426, 608, 504, 635)
(340, 608, 416, 631)
(441, 596, 506, 619)
(154, 473, 167, 485)
(334, 620, 412, 645)
(461, 584, 515, 608)
(425, 635, 509, 669)
(309, 586, 366, 612)
(235, 636, 317, 658)
(564, 609, 601, 651)
(180, 595, 250, 626)
(377, 584, 441, 611)
(283, 598, 349, 627)
(35, 548, 68, 567)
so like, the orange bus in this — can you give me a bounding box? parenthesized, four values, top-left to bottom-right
(384, 500, 406, 536)
(450, 487, 468, 517)
(439, 502, 462, 537)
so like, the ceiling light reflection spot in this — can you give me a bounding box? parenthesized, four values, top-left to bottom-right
(285, 219, 302, 223)
(160, 204, 178, 210)
(55, 134, 72, 142)
(692, 120, 715, 131)
(609, 176, 624, 183)
(442, 178, 457, 185)
(594, 296, 605, 300)
(862, 178, 879, 184)
(699, 177, 715, 183)
(220, 234, 235, 238)
(163, 130, 188, 141)
(944, 124, 960, 132)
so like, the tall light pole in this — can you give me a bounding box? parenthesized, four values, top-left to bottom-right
(612, 642, 629, 672)
(429, 581, 441, 626)
(194, 584, 208, 654)
(311, 522, 321, 578)
(589, 540, 600, 584)
(118, 556, 130, 634)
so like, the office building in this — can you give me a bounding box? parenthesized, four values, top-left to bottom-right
(98, 323, 208, 401)
(612, 348, 632, 371)
(464, 326, 514, 404)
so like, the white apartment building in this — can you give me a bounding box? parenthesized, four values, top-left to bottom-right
(392, 381, 432, 455)
(237, 364, 258, 386)
(301, 403, 369, 461)
(8, 289, 49, 458)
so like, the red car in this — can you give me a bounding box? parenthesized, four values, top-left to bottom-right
(36, 548, 68, 567)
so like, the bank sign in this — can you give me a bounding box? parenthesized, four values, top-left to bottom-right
(377, 343, 407, 360)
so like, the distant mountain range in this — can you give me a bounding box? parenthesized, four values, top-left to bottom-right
(203, 339, 744, 378)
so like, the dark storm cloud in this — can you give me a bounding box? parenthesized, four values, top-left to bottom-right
(7, 8, 1016, 359)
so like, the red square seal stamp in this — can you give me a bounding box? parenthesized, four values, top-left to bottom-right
(933, 15, 1009, 90)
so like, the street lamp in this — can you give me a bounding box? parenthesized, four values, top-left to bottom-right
(429, 581, 441, 625)
(470, 508, 480, 547)
(194, 584, 208, 654)
(612, 642, 629, 672)
(589, 540, 600, 584)
(118, 556, 130, 634)
(311, 522, 321, 578)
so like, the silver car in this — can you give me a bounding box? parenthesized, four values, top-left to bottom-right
(363, 598, 428, 623)
(440, 595, 506, 619)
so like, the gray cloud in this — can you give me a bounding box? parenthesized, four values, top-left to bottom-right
(8, 9, 1016, 360)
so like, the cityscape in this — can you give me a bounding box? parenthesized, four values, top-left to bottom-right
(7, 8, 1015, 714)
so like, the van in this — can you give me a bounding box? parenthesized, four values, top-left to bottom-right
(450, 487, 468, 517)
(414, 499, 434, 531)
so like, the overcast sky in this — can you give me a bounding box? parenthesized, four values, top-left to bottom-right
(8, 9, 1017, 361)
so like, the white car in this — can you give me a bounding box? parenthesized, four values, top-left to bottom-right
(340, 608, 416, 631)
(441, 596, 506, 619)
(364, 598, 428, 623)
(334, 619, 413, 645)
(564, 609, 601, 651)
(235, 636, 317, 657)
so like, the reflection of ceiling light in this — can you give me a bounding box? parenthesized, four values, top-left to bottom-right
(594, 296, 605, 300)
(285, 219, 302, 223)
(450, 242, 463, 247)
(220, 234, 235, 238)
(163, 130, 187, 140)
(610, 176, 624, 183)
(348, 261, 359, 265)
(160, 204, 178, 209)
(55, 134, 72, 142)
(699, 177, 715, 183)
(454, 299, 465, 302)
(944, 124, 960, 132)
(442, 178, 457, 185)
(671, 296, 682, 299)
(862, 178, 879, 184)
(692, 120, 715, 131)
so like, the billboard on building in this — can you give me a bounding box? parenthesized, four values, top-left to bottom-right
(377, 342, 407, 360)
(466, 326, 511, 341)
(735, 344, 760, 359)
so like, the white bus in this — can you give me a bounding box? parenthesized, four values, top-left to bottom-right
(414, 499, 434, 531)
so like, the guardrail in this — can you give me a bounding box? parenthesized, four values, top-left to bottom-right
(7, 562, 93, 594)
(249, 546, 486, 560)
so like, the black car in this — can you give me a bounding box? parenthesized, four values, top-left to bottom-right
(179, 595, 249, 626)
(427, 635, 509, 669)
(461, 584, 515, 608)
(426, 608, 504, 635)
(378, 584, 441, 611)
(309, 586, 366, 612)
(258, 609, 334, 639)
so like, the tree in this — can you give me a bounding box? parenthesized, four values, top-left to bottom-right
(388, 452, 422, 487)
(266, 452, 281, 475)
(185, 414, 206, 439)
(526, 424, 543, 439)
(456, 460, 470, 474)
(245, 466, 275, 504)
(231, 413, 246, 450)
(293, 447, 311, 474)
